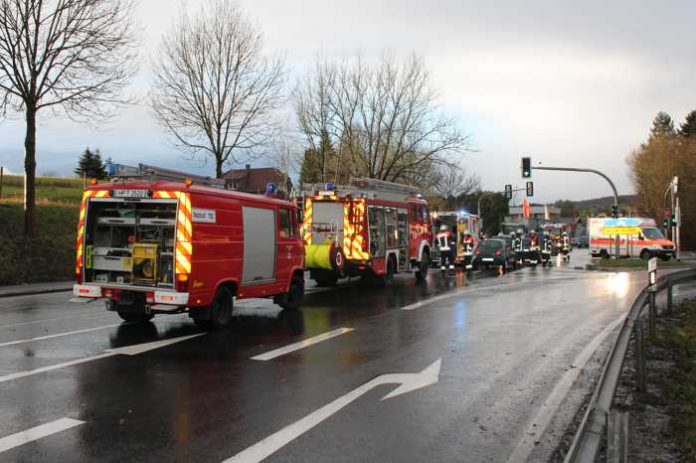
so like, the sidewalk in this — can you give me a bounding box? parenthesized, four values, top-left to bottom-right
(0, 281, 73, 298)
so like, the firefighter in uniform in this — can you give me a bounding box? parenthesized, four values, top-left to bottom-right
(561, 231, 571, 261)
(542, 230, 553, 267)
(462, 233, 476, 270)
(437, 224, 456, 271)
(529, 229, 541, 265)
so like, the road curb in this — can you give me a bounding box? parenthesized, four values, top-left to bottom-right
(0, 283, 73, 299)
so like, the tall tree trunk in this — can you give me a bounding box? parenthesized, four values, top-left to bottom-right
(215, 156, 223, 178)
(24, 106, 37, 236)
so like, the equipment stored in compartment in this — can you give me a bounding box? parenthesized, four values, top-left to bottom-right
(132, 243, 159, 283)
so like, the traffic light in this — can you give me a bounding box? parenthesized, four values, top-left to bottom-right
(521, 157, 532, 178)
(611, 205, 619, 218)
(526, 181, 533, 197)
(671, 214, 678, 227)
(504, 184, 513, 200)
(663, 218, 669, 228)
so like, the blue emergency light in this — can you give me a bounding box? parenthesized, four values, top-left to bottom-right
(324, 182, 335, 191)
(265, 182, 278, 195)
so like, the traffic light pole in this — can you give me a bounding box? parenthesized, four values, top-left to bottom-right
(532, 166, 621, 259)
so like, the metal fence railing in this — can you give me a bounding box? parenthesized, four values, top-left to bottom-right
(564, 267, 696, 463)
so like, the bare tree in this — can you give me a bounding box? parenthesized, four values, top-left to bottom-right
(0, 0, 137, 235)
(432, 165, 481, 200)
(151, 0, 284, 178)
(294, 54, 471, 188)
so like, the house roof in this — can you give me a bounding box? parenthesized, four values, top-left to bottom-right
(221, 167, 290, 193)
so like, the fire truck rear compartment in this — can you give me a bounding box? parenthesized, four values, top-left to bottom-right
(83, 200, 177, 288)
(311, 201, 344, 245)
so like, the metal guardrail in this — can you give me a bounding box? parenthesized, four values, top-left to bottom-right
(564, 267, 696, 463)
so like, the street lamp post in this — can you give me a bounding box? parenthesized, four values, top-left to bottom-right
(532, 166, 621, 259)
(662, 177, 680, 260)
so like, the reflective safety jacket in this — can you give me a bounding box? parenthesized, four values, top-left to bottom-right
(543, 238, 554, 252)
(437, 231, 455, 251)
(463, 235, 475, 253)
(562, 236, 570, 250)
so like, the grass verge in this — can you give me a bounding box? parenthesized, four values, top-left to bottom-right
(0, 202, 79, 285)
(0, 174, 83, 204)
(0, 175, 82, 284)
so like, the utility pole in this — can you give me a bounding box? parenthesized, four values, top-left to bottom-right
(532, 165, 621, 259)
(673, 177, 680, 260)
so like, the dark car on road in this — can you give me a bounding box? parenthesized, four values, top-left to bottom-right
(517, 237, 542, 266)
(473, 238, 517, 272)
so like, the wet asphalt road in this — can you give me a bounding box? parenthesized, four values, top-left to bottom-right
(0, 251, 648, 463)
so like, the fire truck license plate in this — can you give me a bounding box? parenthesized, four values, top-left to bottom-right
(113, 189, 150, 198)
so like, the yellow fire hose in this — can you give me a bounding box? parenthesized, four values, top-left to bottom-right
(305, 243, 335, 270)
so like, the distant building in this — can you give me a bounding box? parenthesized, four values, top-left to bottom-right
(222, 165, 292, 195)
(505, 204, 562, 230)
(506, 205, 561, 222)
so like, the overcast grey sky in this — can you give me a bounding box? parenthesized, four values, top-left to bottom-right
(0, 0, 694, 201)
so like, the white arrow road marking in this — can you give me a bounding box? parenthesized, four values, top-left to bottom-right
(0, 333, 205, 384)
(506, 314, 626, 462)
(224, 359, 442, 463)
(0, 323, 121, 348)
(251, 328, 354, 361)
(0, 418, 84, 454)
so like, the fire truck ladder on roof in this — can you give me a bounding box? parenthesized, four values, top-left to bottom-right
(350, 178, 419, 195)
(107, 163, 228, 190)
(301, 178, 423, 203)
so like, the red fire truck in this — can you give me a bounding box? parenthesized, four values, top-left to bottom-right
(71, 164, 305, 329)
(300, 178, 433, 286)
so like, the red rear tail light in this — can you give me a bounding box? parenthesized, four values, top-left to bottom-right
(495, 248, 503, 256)
(176, 274, 189, 292)
(146, 292, 155, 304)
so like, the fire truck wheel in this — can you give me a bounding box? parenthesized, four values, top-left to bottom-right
(415, 251, 429, 281)
(331, 248, 345, 272)
(117, 311, 154, 323)
(196, 287, 234, 331)
(279, 276, 304, 311)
